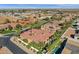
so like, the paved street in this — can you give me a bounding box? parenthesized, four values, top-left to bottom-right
(0, 27, 34, 54)
(0, 36, 27, 54)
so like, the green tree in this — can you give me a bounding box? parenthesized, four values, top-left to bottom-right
(8, 25, 13, 30)
(23, 39, 28, 43)
(43, 17, 49, 21)
(16, 24, 22, 29)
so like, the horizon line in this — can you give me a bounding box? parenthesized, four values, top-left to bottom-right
(0, 4, 79, 9)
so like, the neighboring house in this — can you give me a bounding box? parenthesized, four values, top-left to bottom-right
(0, 23, 17, 30)
(41, 20, 60, 31)
(41, 22, 56, 32)
(0, 17, 37, 30)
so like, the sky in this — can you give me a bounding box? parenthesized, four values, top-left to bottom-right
(0, 4, 79, 9)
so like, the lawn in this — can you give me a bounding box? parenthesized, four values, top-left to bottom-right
(28, 42, 45, 51)
(24, 20, 48, 29)
(0, 29, 15, 34)
(47, 39, 61, 53)
(22, 40, 45, 51)
(14, 28, 22, 34)
(0, 27, 22, 36)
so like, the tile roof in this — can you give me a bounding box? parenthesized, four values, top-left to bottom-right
(20, 29, 54, 42)
(0, 23, 18, 29)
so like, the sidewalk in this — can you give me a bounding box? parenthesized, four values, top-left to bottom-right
(10, 37, 36, 54)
